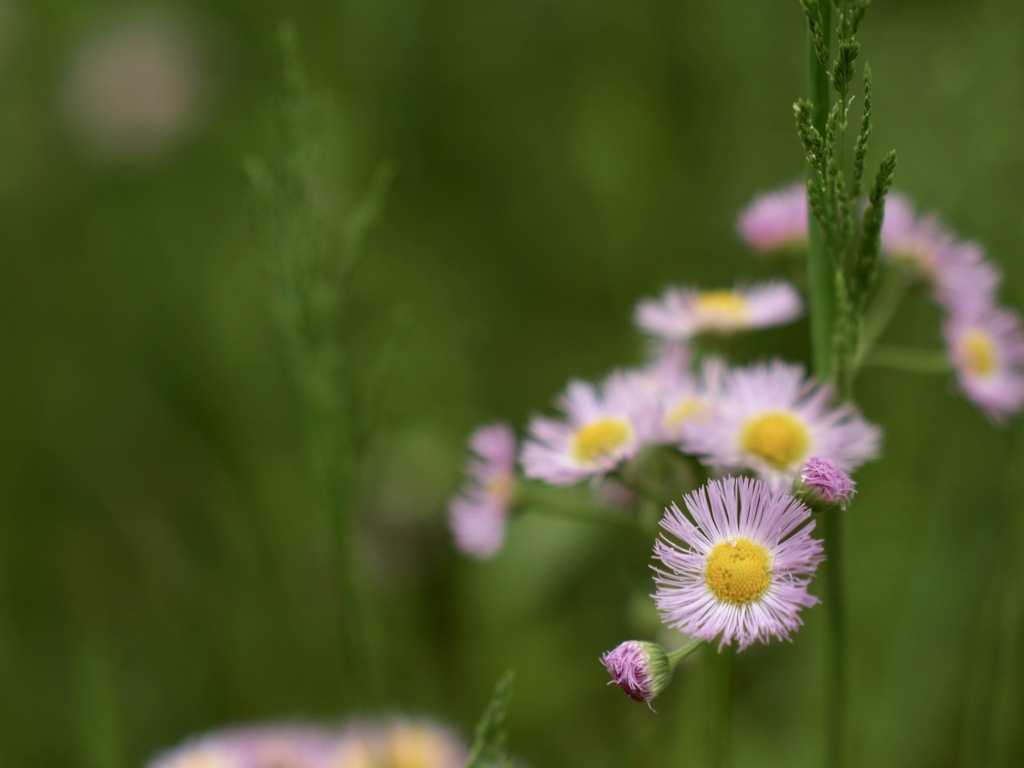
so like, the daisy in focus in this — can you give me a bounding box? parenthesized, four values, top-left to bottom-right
(634, 281, 802, 345)
(653, 476, 824, 651)
(448, 423, 517, 558)
(736, 182, 808, 255)
(521, 372, 654, 485)
(944, 303, 1024, 424)
(680, 360, 881, 488)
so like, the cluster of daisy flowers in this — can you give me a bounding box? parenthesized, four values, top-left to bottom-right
(448, 266, 874, 674)
(147, 717, 469, 768)
(448, 181, 1018, 710)
(739, 183, 1024, 422)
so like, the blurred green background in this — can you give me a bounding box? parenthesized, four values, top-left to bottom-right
(2, 0, 1023, 765)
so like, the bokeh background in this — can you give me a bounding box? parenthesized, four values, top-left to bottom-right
(2, 0, 1023, 765)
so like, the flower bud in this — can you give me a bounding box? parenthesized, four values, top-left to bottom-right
(600, 640, 673, 710)
(795, 456, 856, 511)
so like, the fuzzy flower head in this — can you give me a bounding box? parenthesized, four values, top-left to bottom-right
(944, 304, 1024, 423)
(635, 281, 802, 344)
(601, 640, 673, 709)
(448, 423, 517, 558)
(795, 456, 857, 510)
(680, 360, 881, 488)
(736, 182, 808, 255)
(521, 372, 654, 485)
(653, 477, 824, 651)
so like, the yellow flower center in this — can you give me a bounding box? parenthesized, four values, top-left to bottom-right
(960, 329, 997, 376)
(705, 538, 771, 605)
(694, 290, 748, 321)
(571, 417, 634, 463)
(741, 411, 809, 469)
(664, 398, 708, 428)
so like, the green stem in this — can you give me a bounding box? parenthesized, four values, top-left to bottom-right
(667, 638, 704, 667)
(860, 345, 951, 375)
(706, 646, 734, 768)
(856, 269, 907, 364)
(806, 6, 845, 767)
(822, 508, 846, 768)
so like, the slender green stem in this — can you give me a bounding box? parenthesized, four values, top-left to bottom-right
(860, 345, 951, 375)
(856, 269, 907, 364)
(822, 508, 846, 768)
(706, 646, 734, 768)
(667, 638, 704, 667)
(806, 6, 846, 767)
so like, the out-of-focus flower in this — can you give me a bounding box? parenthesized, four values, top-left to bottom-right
(680, 360, 881, 489)
(653, 476, 824, 651)
(736, 182, 808, 255)
(448, 422, 517, 559)
(880, 193, 1000, 310)
(148, 719, 470, 768)
(58, 7, 220, 163)
(795, 456, 856, 510)
(148, 726, 334, 768)
(944, 303, 1024, 424)
(329, 719, 467, 768)
(521, 372, 654, 485)
(635, 281, 802, 344)
(601, 640, 674, 709)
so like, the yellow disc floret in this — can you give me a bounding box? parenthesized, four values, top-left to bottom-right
(572, 417, 634, 463)
(741, 411, 809, 469)
(960, 329, 997, 376)
(695, 290, 749, 322)
(664, 398, 708, 428)
(705, 537, 771, 605)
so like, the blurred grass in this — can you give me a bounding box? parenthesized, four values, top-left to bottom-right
(0, 0, 1022, 765)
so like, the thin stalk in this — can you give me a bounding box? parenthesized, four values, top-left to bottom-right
(706, 646, 734, 768)
(860, 345, 951, 375)
(822, 508, 846, 768)
(668, 638, 704, 666)
(806, 6, 845, 766)
(855, 269, 907, 365)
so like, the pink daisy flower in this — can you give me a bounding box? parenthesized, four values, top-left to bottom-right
(521, 372, 654, 485)
(653, 476, 824, 651)
(944, 303, 1024, 424)
(634, 281, 802, 343)
(680, 360, 881, 489)
(448, 423, 517, 558)
(736, 182, 808, 255)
